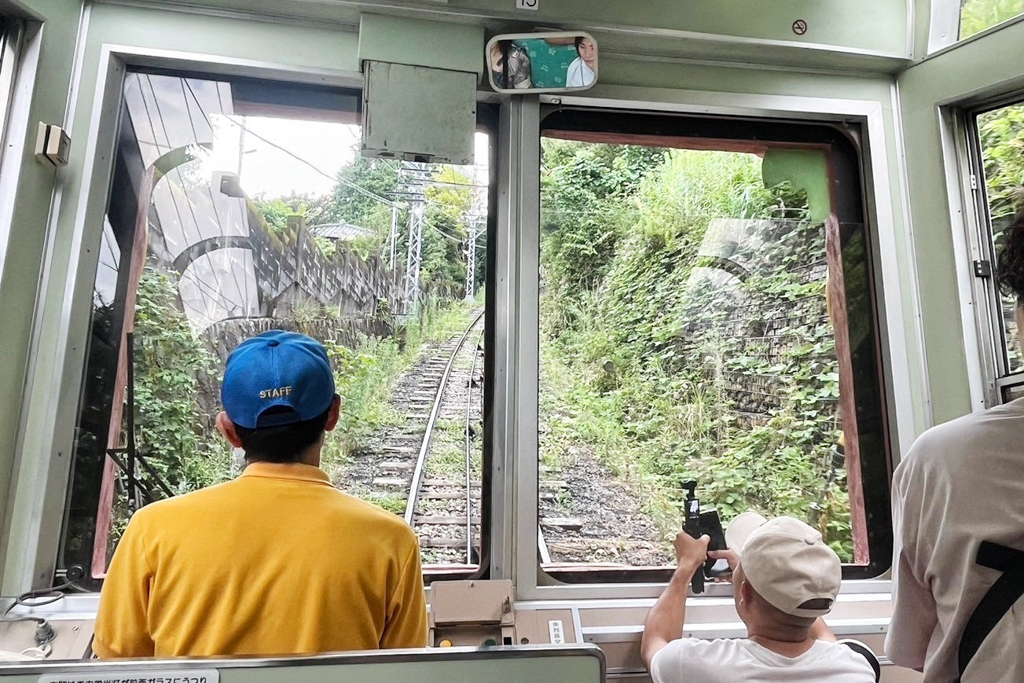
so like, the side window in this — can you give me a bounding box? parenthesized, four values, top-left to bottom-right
(536, 110, 892, 583)
(971, 101, 1024, 402)
(62, 71, 493, 587)
(0, 17, 22, 176)
(959, 0, 1024, 39)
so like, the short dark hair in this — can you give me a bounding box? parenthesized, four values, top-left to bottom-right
(234, 406, 332, 463)
(998, 211, 1024, 303)
(575, 36, 585, 53)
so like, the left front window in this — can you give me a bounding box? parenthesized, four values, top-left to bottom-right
(62, 72, 494, 587)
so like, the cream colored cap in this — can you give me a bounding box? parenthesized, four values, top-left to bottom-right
(726, 513, 841, 618)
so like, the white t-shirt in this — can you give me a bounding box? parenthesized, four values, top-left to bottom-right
(565, 58, 595, 88)
(887, 398, 1024, 682)
(650, 638, 875, 683)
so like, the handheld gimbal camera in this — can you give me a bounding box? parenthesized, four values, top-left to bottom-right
(681, 480, 729, 594)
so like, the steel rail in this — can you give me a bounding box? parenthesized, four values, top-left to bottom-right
(464, 328, 485, 564)
(404, 310, 485, 525)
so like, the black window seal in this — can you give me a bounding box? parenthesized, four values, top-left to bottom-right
(537, 106, 893, 584)
(58, 70, 498, 589)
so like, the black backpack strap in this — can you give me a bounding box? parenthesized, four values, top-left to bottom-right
(957, 541, 1024, 681)
(838, 639, 880, 682)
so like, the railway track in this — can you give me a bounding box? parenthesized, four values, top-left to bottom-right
(347, 308, 666, 569)
(405, 310, 484, 566)
(351, 311, 484, 567)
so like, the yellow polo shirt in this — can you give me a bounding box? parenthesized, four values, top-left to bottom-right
(94, 462, 427, 658)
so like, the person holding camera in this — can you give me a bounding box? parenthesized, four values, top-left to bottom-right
(642, 513, 875, 682)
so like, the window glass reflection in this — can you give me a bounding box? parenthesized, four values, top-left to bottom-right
(64, 72, 491, 585)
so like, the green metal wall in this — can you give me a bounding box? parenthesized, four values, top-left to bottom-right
(119, 0, 912, 57)
(0, 2, 364, 593)
(898, 18, 1024, 423)
(0, 0, 82, 588)
(0, 0, 925, 591)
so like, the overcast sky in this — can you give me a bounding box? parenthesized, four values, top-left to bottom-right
(209, 116, 489, 200)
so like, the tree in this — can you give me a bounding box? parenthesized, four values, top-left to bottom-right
(253, 192, 337, 233)
(421, 167, 474, 297)
(960, 0, 1024, 39)
(540, 139, 665, 316)
(252, 196, 292, 233)
(323, 156, 400, 228)
(978, 103, 1024, 221)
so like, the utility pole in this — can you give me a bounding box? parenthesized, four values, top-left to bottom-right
(464, 221, 478, 302)
(404, 201, 424, 313)
(388, 205, 398, 269)
(398, 161, 429, 313)
(236, 116, 248, 182)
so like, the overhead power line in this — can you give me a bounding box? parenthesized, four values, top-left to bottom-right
(182, 79, 397, 209)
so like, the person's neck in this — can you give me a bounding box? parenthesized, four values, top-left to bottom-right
(746, 627, 815, 658)
(244, 450, 321, 468)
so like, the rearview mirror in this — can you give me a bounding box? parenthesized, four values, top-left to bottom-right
(486, 32, 598, 94)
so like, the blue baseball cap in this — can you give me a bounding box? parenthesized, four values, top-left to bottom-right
(221, 330, 336, 429)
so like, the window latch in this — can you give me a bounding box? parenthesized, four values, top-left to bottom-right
(974, 260, 993, 279)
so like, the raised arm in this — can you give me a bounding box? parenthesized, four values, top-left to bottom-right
(641, 533, 709, 671)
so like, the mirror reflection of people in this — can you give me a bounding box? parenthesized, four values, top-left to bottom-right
(94, 331, 427, 658)
(566, 36, 597, 88)
(489, 40, 532, 90)
(887, 210, 1024, 682)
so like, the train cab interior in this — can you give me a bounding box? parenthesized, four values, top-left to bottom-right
(0, 0, 1022, 680)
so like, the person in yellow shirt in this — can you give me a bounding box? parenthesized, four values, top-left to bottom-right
(94, 330, 428, 658)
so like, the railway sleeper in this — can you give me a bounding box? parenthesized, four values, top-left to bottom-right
(419, 537, 475, 548)
(421, 490, 482, 500)
(540, 517, 584, 531)
(378, 461, 414, 470)
(421, 479, 480, 488)
(372, 478, 408, 488)
(380, 445, 417, 454)
(415, 515, 482, 525)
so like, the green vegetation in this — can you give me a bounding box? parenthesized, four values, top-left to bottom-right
(539, 139, 852, 559)
(133, 268, 232, 493)
(978, 104, 1024, 222)
(131, 266, 476, 498)
(254, 152, 483, 298)
(978, 103, 1024, 371)
(960, 0, 1024, 39)
(320, 299, 476, 473)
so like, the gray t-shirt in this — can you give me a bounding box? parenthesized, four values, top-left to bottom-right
(650, 638, 875, 683)
(887, 398, 1024, 682)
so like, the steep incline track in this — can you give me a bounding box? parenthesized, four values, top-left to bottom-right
(408, 312, 484, 566)
(335, 311, 484, 567)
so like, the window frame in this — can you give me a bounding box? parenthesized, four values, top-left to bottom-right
(963, 95, 1024, 404)
(956, 0, 1024, 42)
(55, 67, 499, 590)
(0, 15, 23, 178)
(506, 93, 910, 602)
(925, 0, 1024, 56)
(532, 107, 892, 586)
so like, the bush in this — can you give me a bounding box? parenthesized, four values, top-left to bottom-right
(539, 145, 853, 560)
